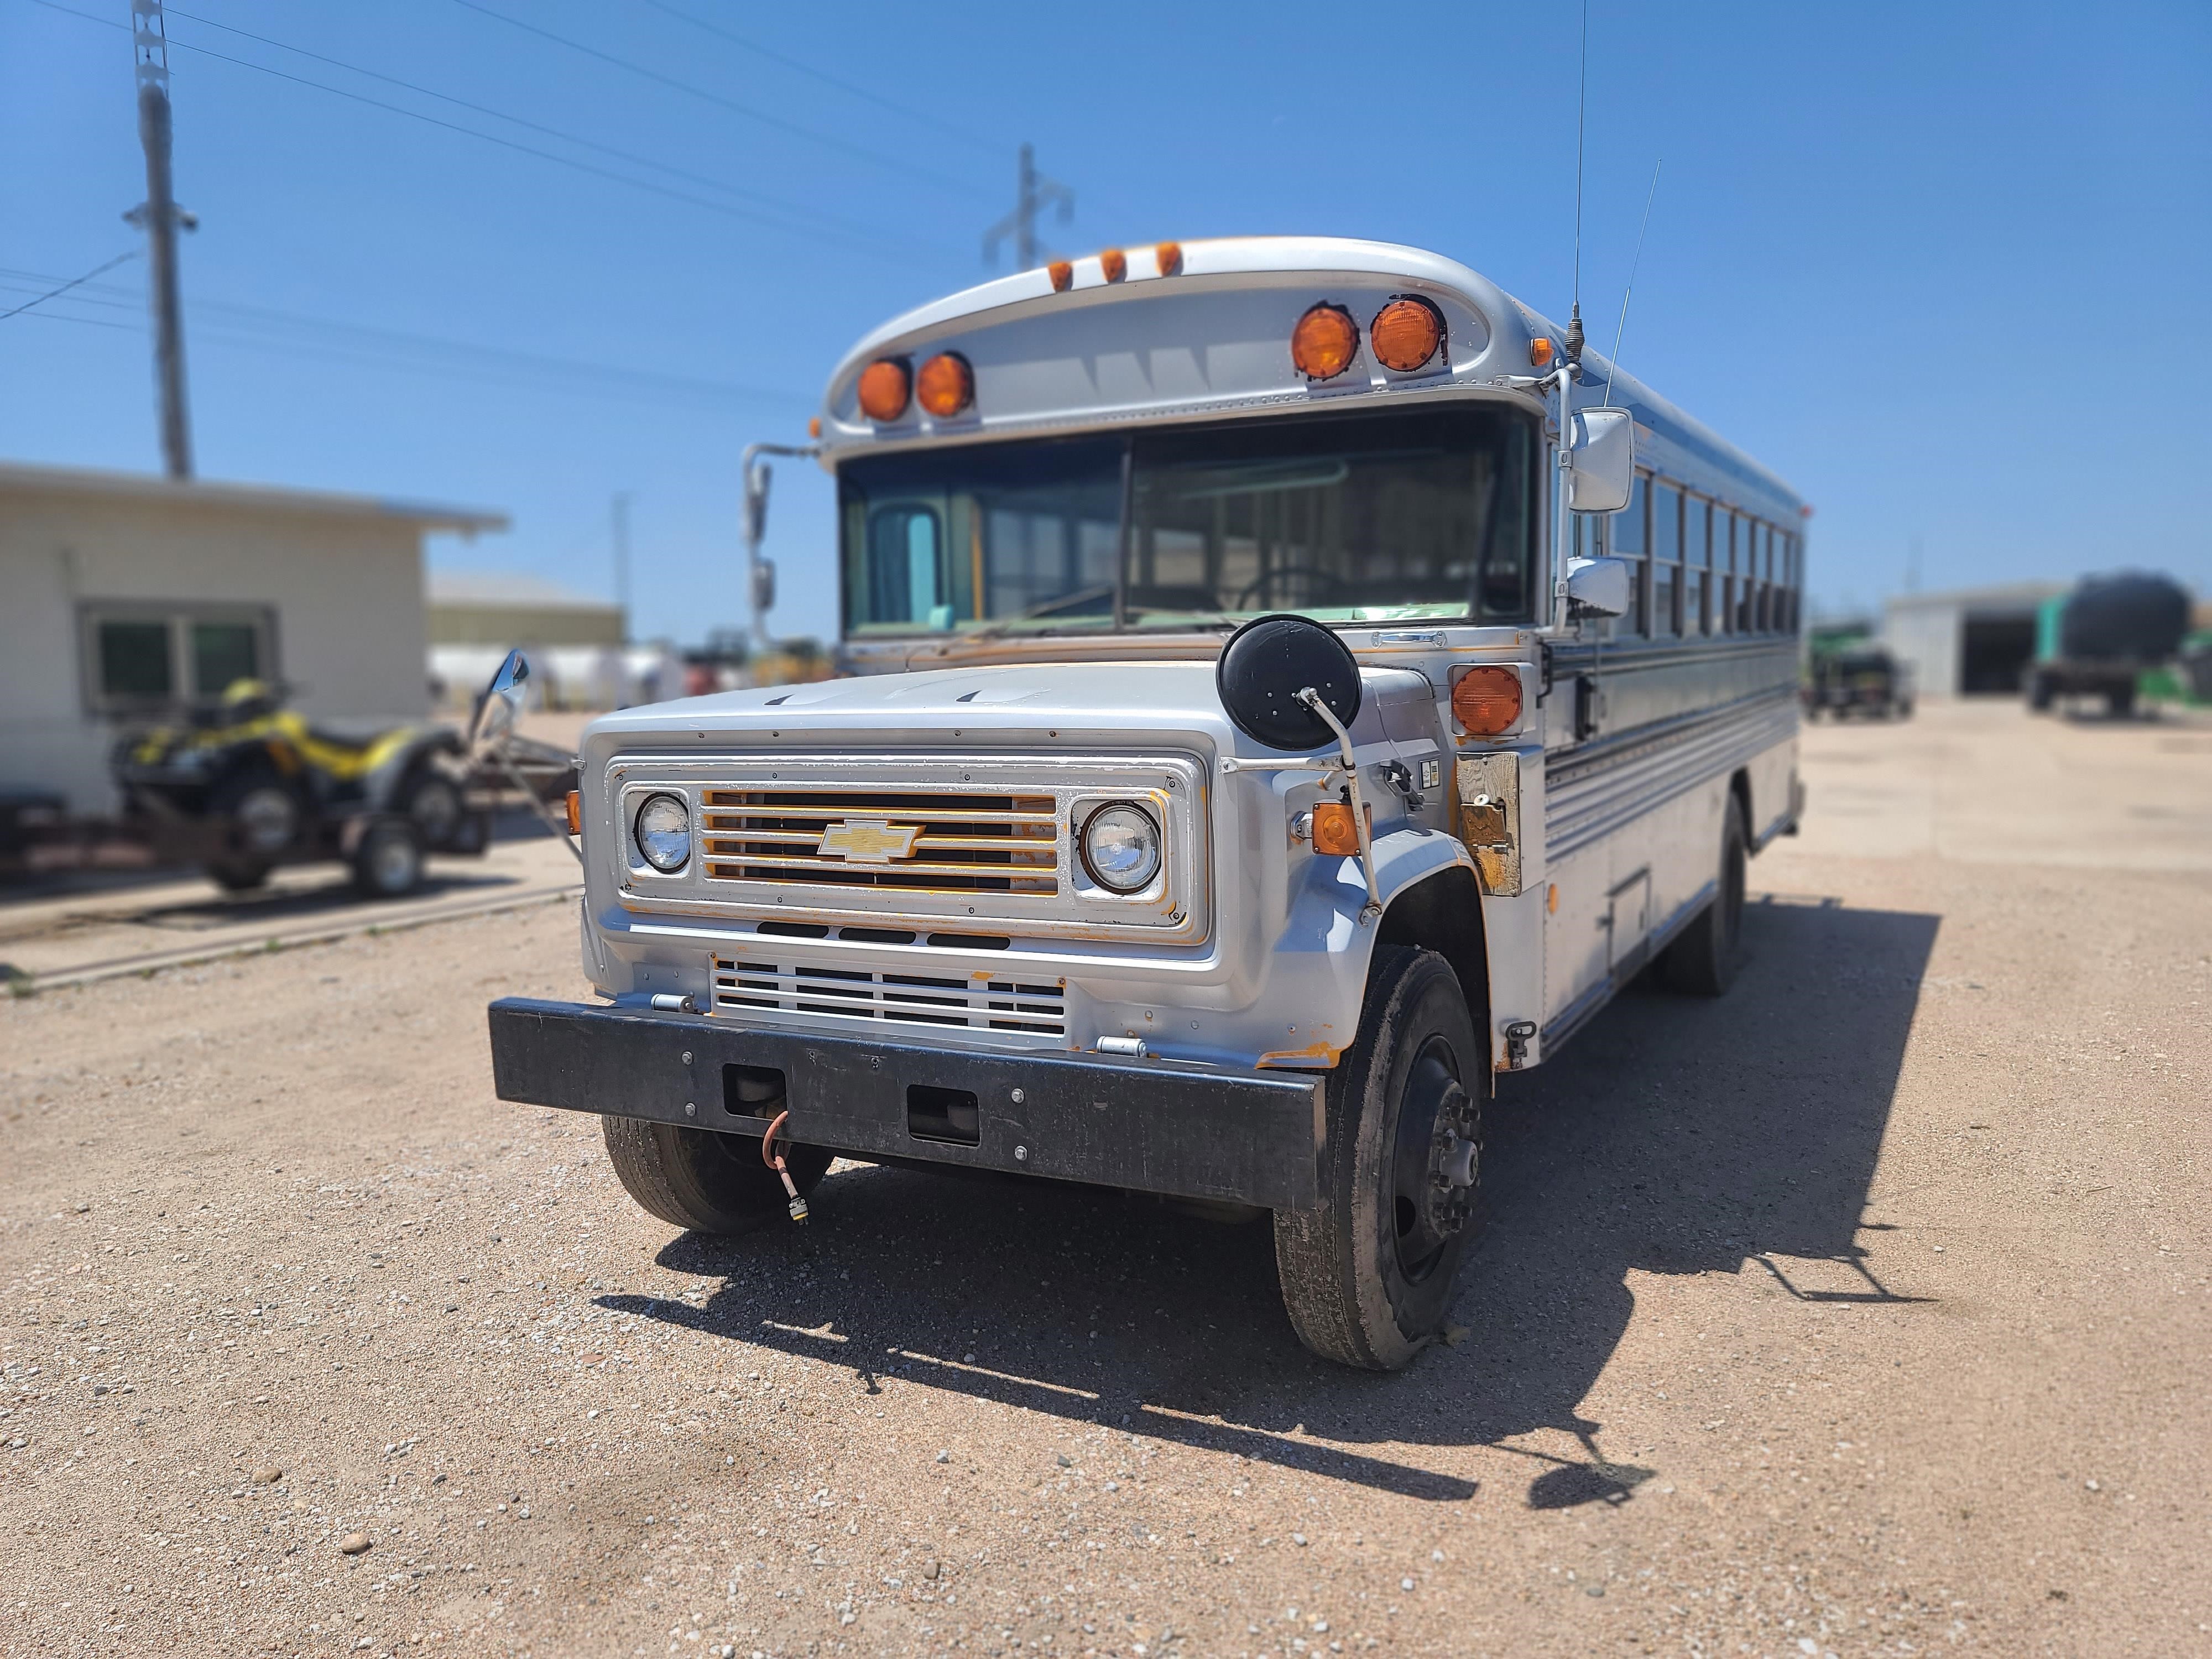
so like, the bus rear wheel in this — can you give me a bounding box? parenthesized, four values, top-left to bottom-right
(1273, 946, 1482, 1371)
(1661, 792, 1747, 996)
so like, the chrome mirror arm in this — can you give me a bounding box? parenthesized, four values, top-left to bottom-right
(1294, 686, 1383, 922)
(480, 736, 584, 864)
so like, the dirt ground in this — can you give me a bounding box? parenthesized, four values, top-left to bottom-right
(2, 699, 2207, 1658)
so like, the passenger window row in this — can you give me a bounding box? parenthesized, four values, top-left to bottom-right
(1590, 471, 1802, 641)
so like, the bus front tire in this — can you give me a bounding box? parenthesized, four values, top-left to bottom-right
(1661, 792, 1747, 997)
(1273, 946, 1482, 1371)
(602, 1117, 831, 1235)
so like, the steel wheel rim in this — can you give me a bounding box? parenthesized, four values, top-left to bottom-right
(1388, 1035, 1463, 1284)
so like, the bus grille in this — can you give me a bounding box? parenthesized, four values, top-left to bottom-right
(699, 787, 1060, 896)
(711, 956, 1067, 1037)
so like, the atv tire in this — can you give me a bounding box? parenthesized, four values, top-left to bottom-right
(206, 857, 272, 893)
(400, 769, 465, 848)
(351, 818, 425, 899)
(602, 1118, 832, 1235)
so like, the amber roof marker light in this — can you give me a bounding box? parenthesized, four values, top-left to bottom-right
(916, 352, 974, 419)
(1099, 249, 1128, 283)
(1528, 337, 1555, 369)
(1370, 296, 1443, 373)
(1291, 302, 1359, 381)
(1047, 260, 1073, 292)
(1154, 241, 1183, 277)
(857, 357, 911, 422)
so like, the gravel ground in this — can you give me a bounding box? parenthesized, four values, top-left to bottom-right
(2, 702, 2207, 1658)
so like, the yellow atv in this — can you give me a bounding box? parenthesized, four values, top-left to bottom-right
(112, 681, 488, 898)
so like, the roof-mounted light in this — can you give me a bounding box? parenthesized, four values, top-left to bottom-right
(1048, 260, 1073, 292)
(1291, 302, 1359, 381)
(1155, 241, 1183, 277)
(857, 357, 911, 422)
(1370, 296, 1443, 373)
(1528, 337, 1554, 369)
(1099, 248, 1128, 283)
(916, 352, 974, 419)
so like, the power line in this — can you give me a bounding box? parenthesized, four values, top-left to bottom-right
(0, 249, 137, 320)
(24, 0, 909, 257)
(154, 2, 894, 251)
(445, 0, 988, 202)
(0, 267, 812, 410)
(633, 0, 1002, 156)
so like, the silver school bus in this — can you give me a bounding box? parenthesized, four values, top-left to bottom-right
(486, 236, 1807, 1371)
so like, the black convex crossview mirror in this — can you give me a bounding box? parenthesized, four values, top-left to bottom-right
(1214, 613, 1362, 751)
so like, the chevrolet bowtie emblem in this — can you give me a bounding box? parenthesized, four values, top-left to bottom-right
(816, 818, 925, 863)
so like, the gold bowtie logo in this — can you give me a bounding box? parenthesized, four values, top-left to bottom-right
(816, 818, 925, 863)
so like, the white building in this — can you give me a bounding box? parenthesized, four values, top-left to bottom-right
(0, 461, 504, 816)
(1881, 581, 2067, 697)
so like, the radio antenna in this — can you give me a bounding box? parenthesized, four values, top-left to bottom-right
(1601, 158, 1661, 408)
(1565, 0, 1588, 367)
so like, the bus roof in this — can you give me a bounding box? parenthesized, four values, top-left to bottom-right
(817, 236, 1804, 524)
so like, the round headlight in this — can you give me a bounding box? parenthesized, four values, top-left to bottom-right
(633, 792, 691, 873)
(1080, 802, 1162, 894)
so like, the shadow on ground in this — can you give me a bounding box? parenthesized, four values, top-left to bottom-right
(609, 893, 1939, 1509)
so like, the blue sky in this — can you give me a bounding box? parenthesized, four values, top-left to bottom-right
(4, 0, 2206, 644)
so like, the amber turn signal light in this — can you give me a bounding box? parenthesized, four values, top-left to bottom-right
(857, 357, 910, 422)
(564, 790, 582, 836)
(916, 352, 974, 418)
(1310, 801, 1361, 856)
(1452, 666, 1524, 735)
(1291, 302, 1359, 380)
(1155, 241, 1183, 277)
(1370, 296, 1442, 373)
(1528, 337, 1554, 368)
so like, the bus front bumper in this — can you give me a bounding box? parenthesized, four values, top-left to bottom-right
(487, 998, 1326, 1209)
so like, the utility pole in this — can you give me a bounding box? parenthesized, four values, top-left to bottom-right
(611, 492, 632, 641)
(982, 142, 1072, 270)
(127, 0, 192, 479)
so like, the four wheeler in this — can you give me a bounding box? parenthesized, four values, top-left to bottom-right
(112, 679, 491, 898)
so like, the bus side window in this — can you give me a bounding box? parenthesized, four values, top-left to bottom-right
(868, 505, 947, 625)
(1611, 473, 1648, 636)
(1651, 482, 1682, 638)
(1715, 509, 1735, 634)
(1688, 498, 1712, 635)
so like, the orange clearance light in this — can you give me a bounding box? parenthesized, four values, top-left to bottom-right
(1155, 241, 1183, 277)
(1100, 248, 1128, 283)
(916, 352, 974, 418)
(1291, 302, 1359, 380)
(1370, 297, 1443, 373)
(564, 790, 582, 836)
(1048, 260, 1073, 292)
(1310, 801, 1360, 856)
(1452, 666, 1524, 735)
(857, 357, 910, 422)
(1528, 337, 1554, 368)
(807, 415, 822, 439)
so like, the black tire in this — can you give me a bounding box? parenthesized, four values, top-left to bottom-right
(399, 769, 465, 848)
(602, 1117, 833, 1234)
(1272, 946, 1483, 1371)
(205, 857, 272, 892)
(1660, 791, 1748, 997)
(210, 766, 302, 861)
(2027, 672, 2056, 712)
(350, 818, 424, 899)
(2106, 684, 2136, 718)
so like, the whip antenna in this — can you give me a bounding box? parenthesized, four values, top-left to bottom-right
(1602, 158, 1662, 408)
(1566, 0, 1588, 366)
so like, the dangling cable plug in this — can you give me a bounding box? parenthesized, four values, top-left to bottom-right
(761, 1109, 808, 1223)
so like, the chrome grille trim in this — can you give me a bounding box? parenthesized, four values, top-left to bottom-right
(711, 956, 1067, 1040)
(607, 752, 1207, 943)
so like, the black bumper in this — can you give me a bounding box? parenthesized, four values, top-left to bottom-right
(487, 998, 1327, 1209)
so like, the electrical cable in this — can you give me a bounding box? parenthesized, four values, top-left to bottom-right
(23, 0, 912, 257)
(156, 2, 890, 249)
(446, 0, 987, 201)
(633, 0, 1003, 157)
(0, 249, 139, 320)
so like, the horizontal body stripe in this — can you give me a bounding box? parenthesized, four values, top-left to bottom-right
(1546, 685, 1798, 862)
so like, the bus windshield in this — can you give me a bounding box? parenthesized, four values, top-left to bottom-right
(838, 404, 1538, 637)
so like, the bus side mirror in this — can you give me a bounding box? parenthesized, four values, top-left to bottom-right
(1566, 556, 1631, 618)
(1567, 406, 1635, 513)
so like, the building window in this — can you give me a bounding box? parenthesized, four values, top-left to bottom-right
(80, 604, 276, 714)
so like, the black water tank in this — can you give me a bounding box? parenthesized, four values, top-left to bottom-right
(2059, 571, 2191, 662)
